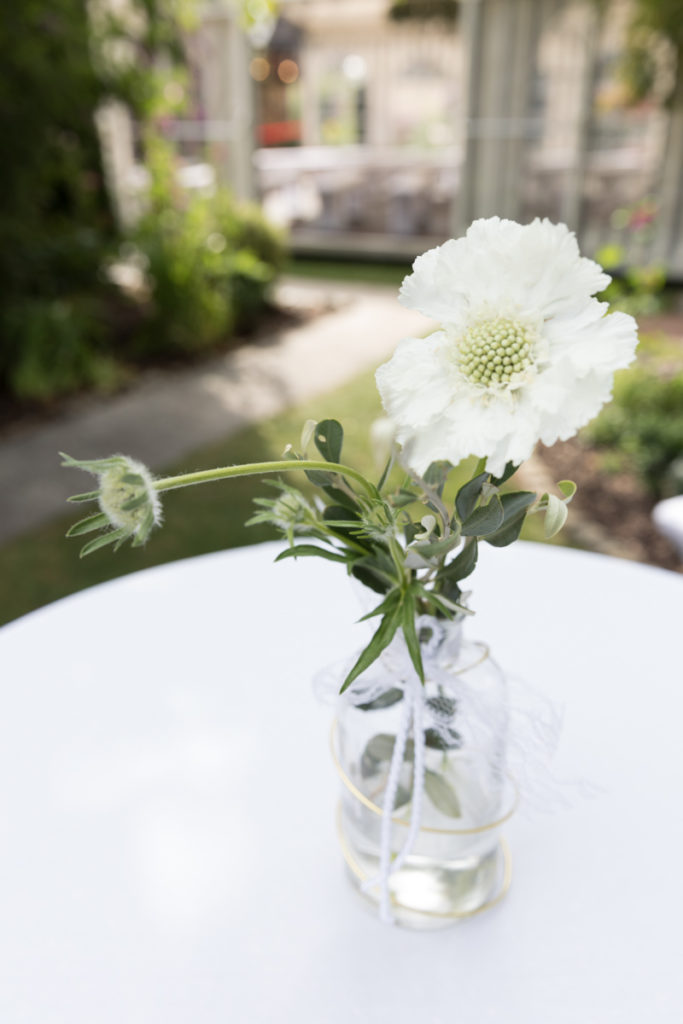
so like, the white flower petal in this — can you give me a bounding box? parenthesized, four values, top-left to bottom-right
(375, 332, 454, 429)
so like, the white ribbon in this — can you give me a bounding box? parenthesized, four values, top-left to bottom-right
(360, 672, 426, 924)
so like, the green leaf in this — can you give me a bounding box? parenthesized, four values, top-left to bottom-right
(401, 592, 424, 682)
(393, 784, 412, 810)
(67, 490, 100, 503)
(66, 512, 109, 537)
(131, 508, 154, 547)
(413, 530, 462, 560)
(544, 493, 569, 538)
(350, 564, 391, 595)
(323, 504, 361, 524)
(440, 538, 478, 582)
(389, 489, 418, 509)
(120, 473, 145, 485)
(455, 472, 489, 521)
(358, 589, 401, 622)
(558, 479, 577, 501)
(416, 587, 470, 619)
(305, 469, 335, 488)
(484, 490, 537, 548)
(275, 544, 351, 564)
(423, 460, 453, 497)
(424, 727, 462, 751)
(489, 461, 519, 487)
(426, 694, 457, 717)
(320, 484, 359, 512)
(357, 688, 404, 711)
(364, 733, 415, 764)
(120, 492, 149, 512)
(376, 456, 393, 493)
(424, 770, 462, 817)
(361, 736, 412, 778)
(500, 490, 537, 519)
(79, 528, 128, 558)
(485, 512, 527, 547)
(314, 419, 344, 463)
(60, 453, 125, 472)
(461, 495, 504, 537)
(340, 603, 402, 693)
(365, 733, 399, 761)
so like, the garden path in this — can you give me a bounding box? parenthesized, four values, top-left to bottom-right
(0, 279, 435, 545)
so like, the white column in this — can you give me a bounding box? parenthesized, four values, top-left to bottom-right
(198, 1, 254, 198)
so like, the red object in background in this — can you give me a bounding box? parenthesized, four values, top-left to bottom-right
(258, 120, 301, 146)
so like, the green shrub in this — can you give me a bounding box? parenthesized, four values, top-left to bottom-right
(127, 187, 286, 358)
(586, 366, 683, 496)
(0, 296, 122, 401)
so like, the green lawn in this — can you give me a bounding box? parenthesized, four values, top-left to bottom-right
(0, 365, 559, 628)
(285, 257, 411, 287)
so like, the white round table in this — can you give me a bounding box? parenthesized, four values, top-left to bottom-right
(1, 541, 681, 1023)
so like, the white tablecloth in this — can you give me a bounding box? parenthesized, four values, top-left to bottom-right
(1, 541, 681, 1023)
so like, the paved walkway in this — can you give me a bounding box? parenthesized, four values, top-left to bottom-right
(0, 278, 434, 546)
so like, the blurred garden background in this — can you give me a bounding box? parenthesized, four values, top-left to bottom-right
(1, 0, 682, 625)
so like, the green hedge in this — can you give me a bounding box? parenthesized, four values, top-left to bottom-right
(587, 366, 683, 497)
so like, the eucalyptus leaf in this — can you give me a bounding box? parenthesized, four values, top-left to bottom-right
(357, 688, 404, 711)
(544, 493, 569, 538)
(305, 469, 335, 488)
(499, 490, 536, 519)
(489, 461, 519, 487)
(558, 479, 577, 501)
(423, 460, 453, 498)
(323, 504, 361, 524)
(413, 531, 461, 560)
(424, 727, 462, 751)
(426, 694, 457, 717)
(314, 419, 343, 463)
(350, 564, 390, 595)
(320, 484, 359, 512)
(455, 472, 489, 522)
(390, 489, 418, 509)
(424, 770, 462, 817)
(439, 538, 478, 582)
(364, 733, 415, 763)
(393, 784, 412, 810)
(484, 490, 536, 547)
(461, 495, 504, 537)
(485, 510, 528, 547)
(365, 733, 399, 761)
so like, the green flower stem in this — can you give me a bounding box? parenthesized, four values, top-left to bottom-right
(154, 460, 379, 498)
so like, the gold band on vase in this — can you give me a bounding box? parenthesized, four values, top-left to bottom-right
(335, 802, 513, 920)
(330, 719, 519, 836)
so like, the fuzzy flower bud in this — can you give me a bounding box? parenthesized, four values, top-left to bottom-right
(61, 453, 162, 557)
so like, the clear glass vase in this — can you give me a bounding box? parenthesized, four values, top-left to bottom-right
(333, 616, 516, 929)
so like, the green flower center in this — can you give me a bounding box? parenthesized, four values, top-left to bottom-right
(457, 317, 535, 386)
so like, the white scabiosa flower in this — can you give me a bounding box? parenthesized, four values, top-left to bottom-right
(62, 453, 162, 555)
(376, 217, 639, 476)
